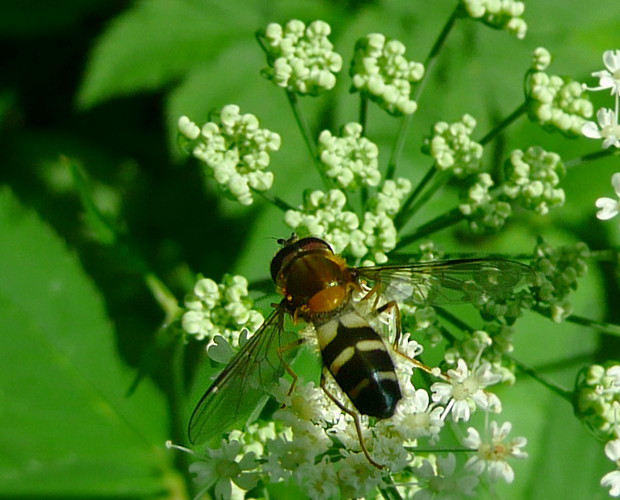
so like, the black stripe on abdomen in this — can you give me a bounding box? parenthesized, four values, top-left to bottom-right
(318, 313, 402, 419)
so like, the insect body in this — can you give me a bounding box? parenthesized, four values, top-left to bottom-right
(188, 235, 532, 464)
(271, 236, 402, 420)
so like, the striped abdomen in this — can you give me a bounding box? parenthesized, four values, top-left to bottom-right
(316, 311, 402, 419)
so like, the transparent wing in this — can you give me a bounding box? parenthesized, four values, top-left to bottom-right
(355, 258, 534, 306)
(188, 303, 298, 445)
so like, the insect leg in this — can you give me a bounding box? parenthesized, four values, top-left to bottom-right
(277, 338, 306, 396)
(320, 369, 384, 470)
(376, 300, 447, 380)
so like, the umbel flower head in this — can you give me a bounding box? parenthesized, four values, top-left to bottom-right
(284, 179, 411, 263)
(178, 106, 280, 205)
(182, 274, 264, 357)
(318, 122, 381, 189)
(531, 238, 589, 322)
(422, 114, 483, 177)
(574, 363, 620, 440)
(459, 173, 512, 234)
(502, 146, 566, 215)
(582, 49, 620, 148)
(458, 0, 527, 39)
(526, 50, 593, 137)
(259, 19, 343, 95)
(350, 33, 424, 116)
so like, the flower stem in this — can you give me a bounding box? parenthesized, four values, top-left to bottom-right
(564, 147, 619, 168)
(395, 168, 453, 229)
(145, 273, 182, 322)
(385, 7, 459, 182)
(395, 207, 465, 250)
(507, 354, 573, 401)
(415, 6, 460, 103)
(533, 305, 620, 337)
(565, 313, 620, 338)
(378, 478, 404, 500)
(359, 94, 368, 132)
(589, 248, 620, 261)
(69, 159, 181, 318)
(254, 189, 296, 211)
(478, 101, 528, 146)
(285, 90, 331, 187)
(386, 114, 412, 180)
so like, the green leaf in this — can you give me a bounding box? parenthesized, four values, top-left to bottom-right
(78, 0, 261, 108)
(0, 188, 173, 496)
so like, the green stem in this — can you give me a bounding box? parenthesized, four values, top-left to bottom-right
(589, 248, 620, 261)
(394, 165, 436, 228)
(285, 90, 330, 187)
(168, 335, 196, 497)
(378, 478, 404, 500)
(145, 273, 182, 322)
(508, 354, 573, 401)
(359, 94, 368, 132)
(564, 313, 620, 338)
(385, 7, 459, 181)
(478, 101, 528, 146)
(254, 189, 296, 211)
(534, 305, 620, 337)
(69, 159, 181, 318)
(409, 446, 476, 454)
(395, 168, 452, 230)
(395, 207, 465, 250)
(414, 6, 460, 103)
(385, 114, 412, 180)
(564, 147, 619, 168)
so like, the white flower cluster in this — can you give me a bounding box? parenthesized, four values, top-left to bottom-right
(181, 351, 526, 499)
(318, 123, 381, 188)
(574, 363, 620, 497)
(182, 274, 264, 357)
(582, 49, 620, 149)
(574, 363, 620, 440)
(284, 189, 359, 255)
(422, 114, 483, 176)
(531, 239, 589, 322)
(460, 0, 527, 39)
(503, 146, 566, 215)
(463, 421, 528, 484)
(527, 72, 593, 136)
(459, 173, 512, 234)
(432, 358, 503, 422)
(445, 326, 517, 384)
(284, 179, 411, 263)
(178, 107, 280, 205)
(350, 33, 424, 116)
(260, 20, 343, 95)
(188, 439, 259, 500)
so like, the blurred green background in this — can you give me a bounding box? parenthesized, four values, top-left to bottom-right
(1, 0, 619, 498)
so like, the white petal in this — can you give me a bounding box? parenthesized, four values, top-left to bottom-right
(488, 460, 515, 483)
(601, 470, 620, 497)
(463, 427, 481, 448)
(612, 173, 620, 196)
(597, 107, 616, 127)
(595, 197, 620, 220)
(605, 439, 620, 461)
(582, 120, 602, 139)
(603, 50, 620, 73)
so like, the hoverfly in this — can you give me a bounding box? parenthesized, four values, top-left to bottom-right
(188, 235, 532, 466)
